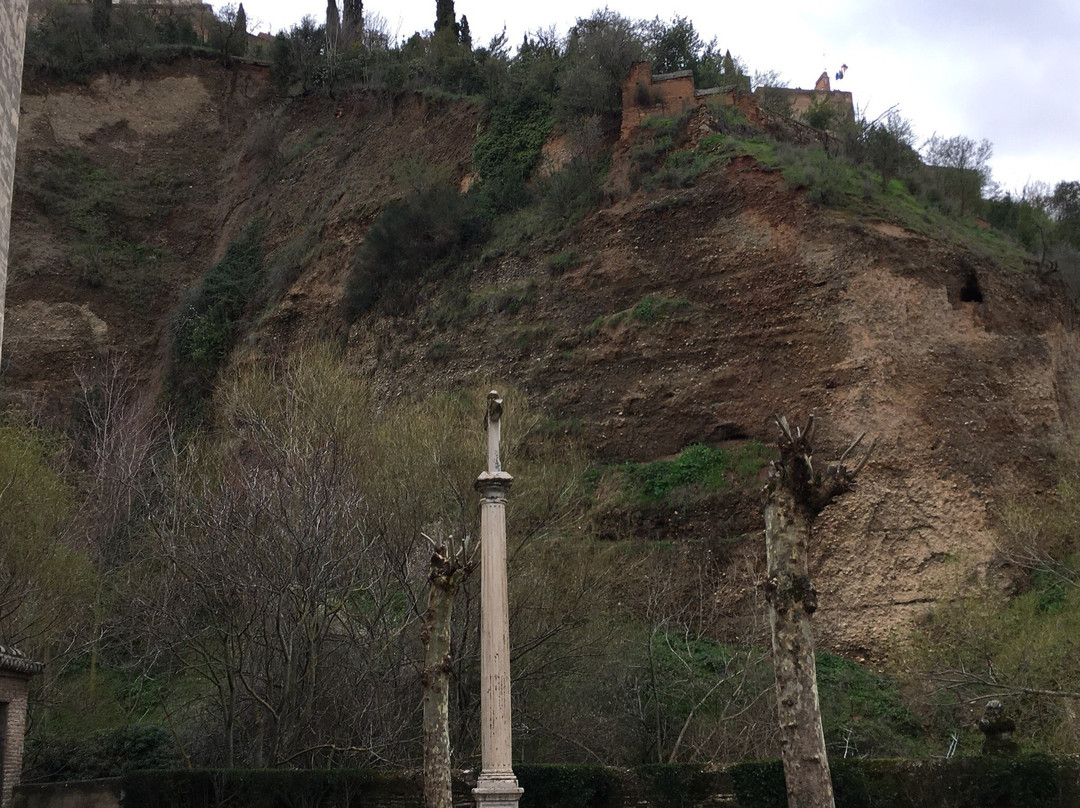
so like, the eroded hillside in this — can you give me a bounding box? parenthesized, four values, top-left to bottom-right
(7, 58, 1079, 660)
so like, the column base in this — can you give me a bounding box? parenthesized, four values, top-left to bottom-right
(473, 772, 523, 808)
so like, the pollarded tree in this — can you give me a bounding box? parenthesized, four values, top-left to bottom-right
(763, 415, 872, 808)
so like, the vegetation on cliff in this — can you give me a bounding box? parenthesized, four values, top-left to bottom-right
(6, 1, 1080, 785)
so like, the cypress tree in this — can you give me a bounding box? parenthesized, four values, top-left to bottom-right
(458, 14, 471, 49)
(434, 0, 457, 37)
(343, 0, 363, 37)
(326, 0, 340, 40)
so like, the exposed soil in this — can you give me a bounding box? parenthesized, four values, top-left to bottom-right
(6, 57, 273, 418)
(6, 61, 1080, 659)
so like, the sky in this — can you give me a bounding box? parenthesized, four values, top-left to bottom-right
(234, 0, 1080, 195)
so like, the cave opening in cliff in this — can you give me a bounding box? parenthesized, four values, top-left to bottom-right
(960, 272, 983, 303)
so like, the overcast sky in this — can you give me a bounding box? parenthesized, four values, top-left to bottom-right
(235, 0, 1080, 194)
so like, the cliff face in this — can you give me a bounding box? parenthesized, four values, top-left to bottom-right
(7, 58, 1079, 657)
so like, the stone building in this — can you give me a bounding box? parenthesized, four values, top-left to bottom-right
(0, 647, 44, 808)
(762, 71, 855, 122)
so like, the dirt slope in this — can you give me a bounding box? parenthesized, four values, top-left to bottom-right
(6, 58, 272, 416)
(6, 60, 1079, 657)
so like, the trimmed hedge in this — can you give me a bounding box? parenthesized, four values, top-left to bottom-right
(517, 765, 617, 808)
(123, 769, 434, 808)
(115, 758, 1080, 808)
(729, 755, 1080, 808)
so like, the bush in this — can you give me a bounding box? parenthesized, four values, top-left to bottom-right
(123, 769, 428, 808)
(473, 100, 554, 215)
(731, 756, 1080, 808)
(168, 220, 264, 413)
(779, 146, 860, 206)
(549, 249, 584, 276)
(27, 726, 177, 782)
(539, 156, 606, 224)
(341, 180, 484, 321)
(517, 765, 617, 808)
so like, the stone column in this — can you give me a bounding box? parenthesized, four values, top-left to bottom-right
(1, 0, 31, 366)
(473, 391, 522, 808)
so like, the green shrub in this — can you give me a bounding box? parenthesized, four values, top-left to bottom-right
(590, 295, 689, 333)
(168, 220, 264, 413)
(730, 759, 786, 808)
(731, 755, 1080, 808)
(779, 146, 862, 206)
(27, 726, 177, 782)
(549, 249, 584, 276)
(627, 444, 731, 501)
(517, 764, 617, 808)
(342, 180, 484, 321)
(123, 769, 428, 808)
(473, 100, 554, 215)
(539, 156, 606, 224)
(634, 764, 729, 808)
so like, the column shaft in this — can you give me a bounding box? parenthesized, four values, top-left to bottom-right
(0, 0, 30, 365)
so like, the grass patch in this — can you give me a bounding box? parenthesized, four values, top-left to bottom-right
(549, 249, 584, 276)
(621, 440, 773, 503)
(508, 323, 554, 352)
(588, 295, 690, 334)
(281, 126, 332, 164)
(20, 147, 173, 299)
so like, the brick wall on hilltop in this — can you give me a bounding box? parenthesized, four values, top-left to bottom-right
(620, 61, 854, 143)
(620, 61, 739, 140)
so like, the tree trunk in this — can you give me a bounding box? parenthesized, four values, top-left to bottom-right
(765, 485, 834, 808)
(762, 415, 871, 808)
(422, 547, 469, 808)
